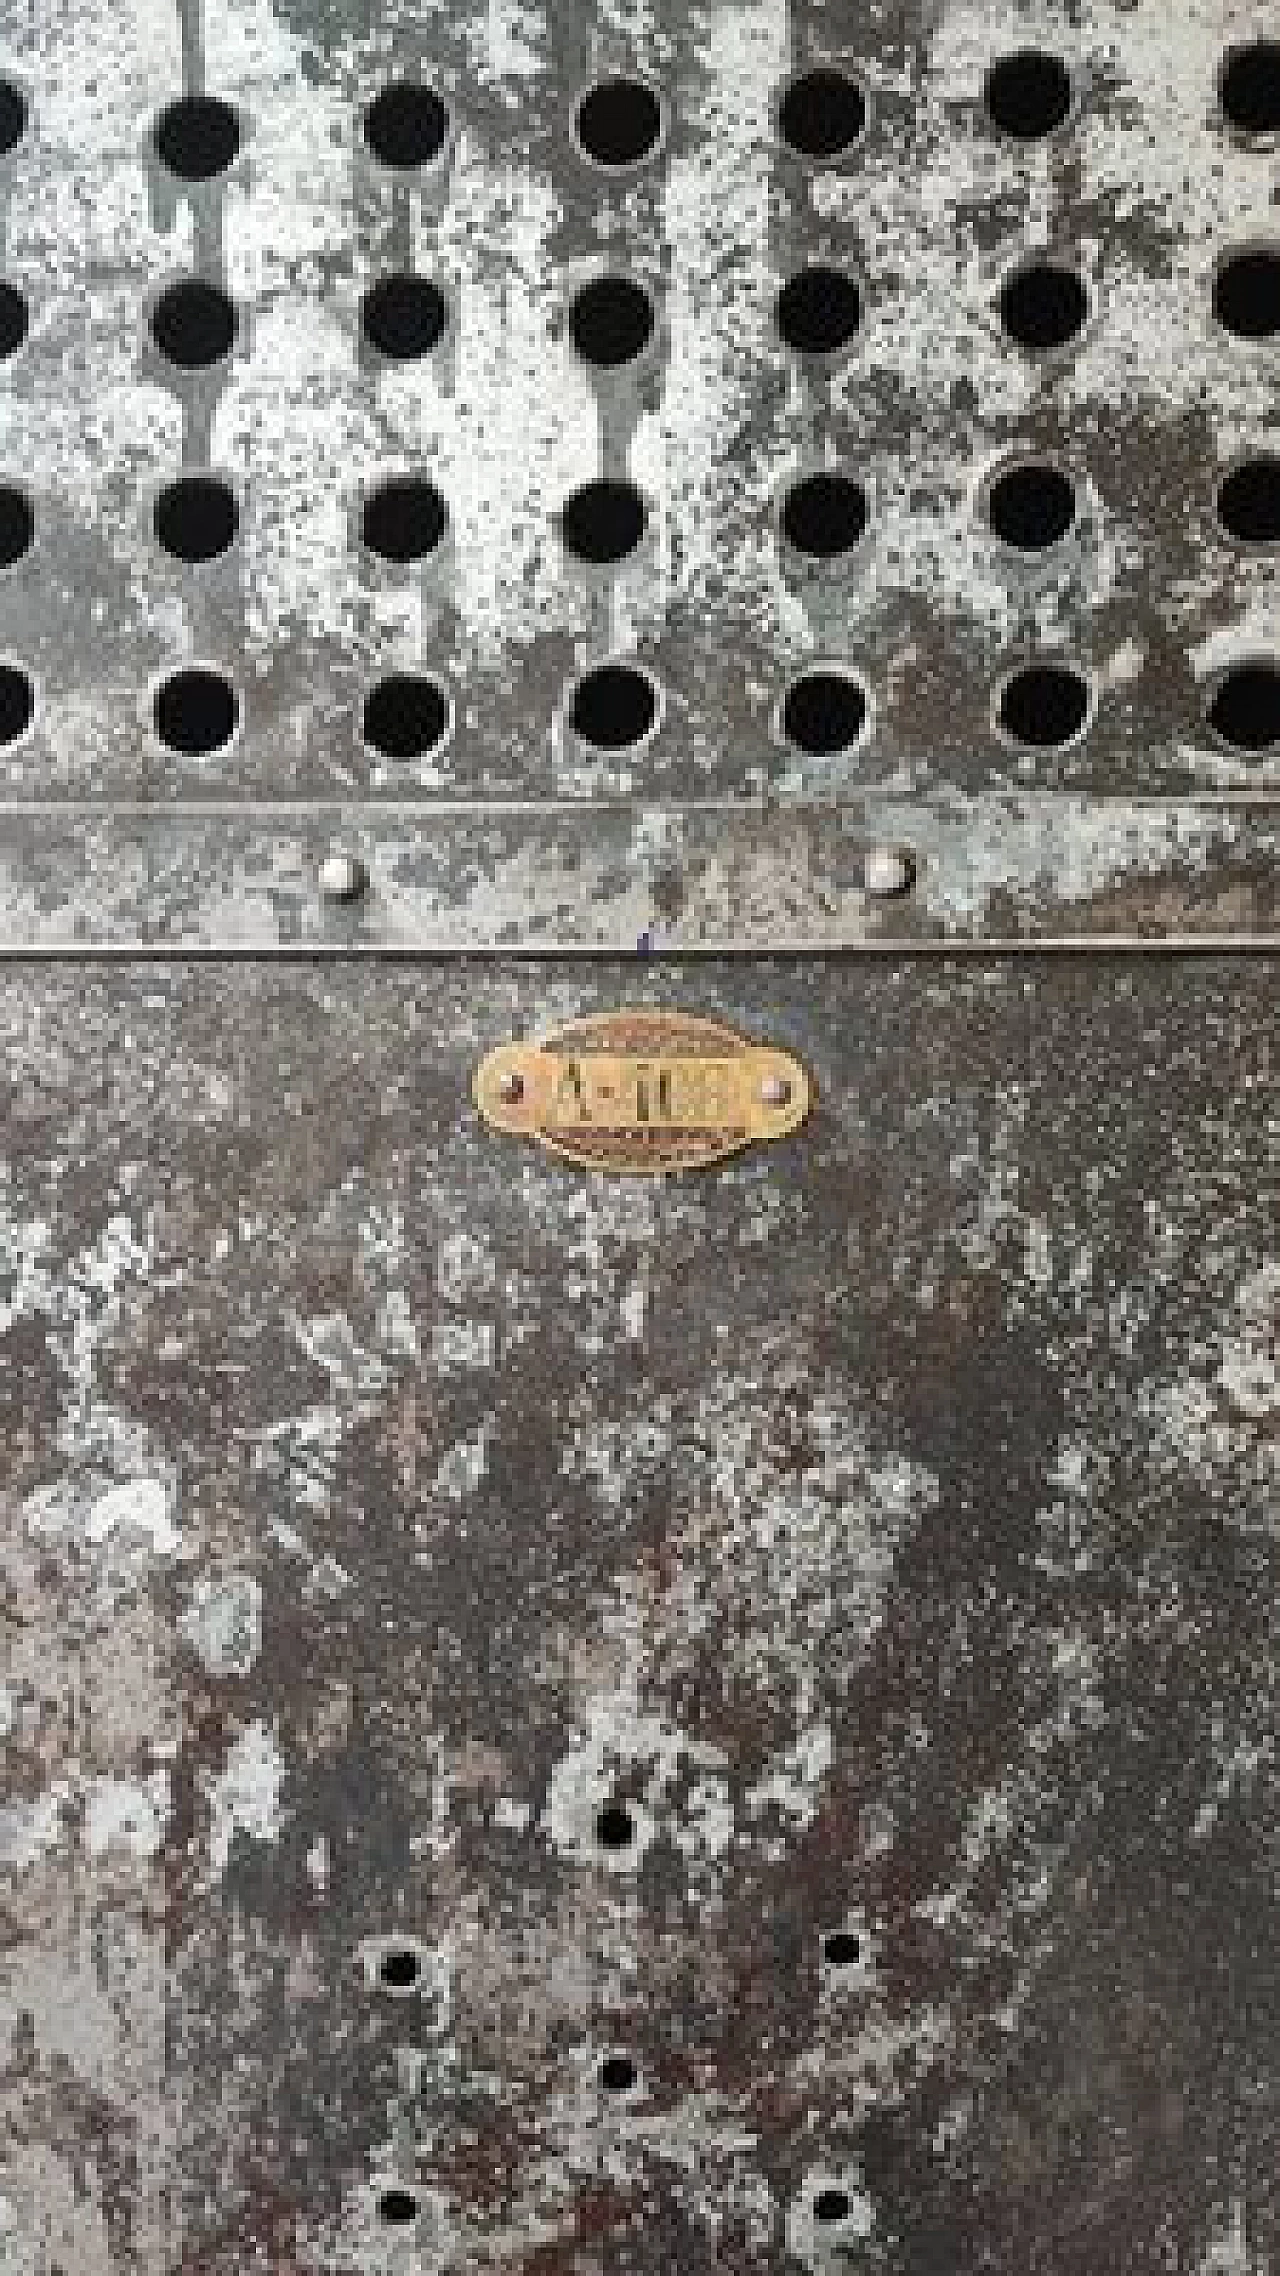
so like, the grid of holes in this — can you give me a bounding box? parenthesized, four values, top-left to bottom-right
(0, 47, 1278, 765)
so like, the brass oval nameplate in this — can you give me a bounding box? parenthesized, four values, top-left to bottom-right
(474, 1010, 812, 1174)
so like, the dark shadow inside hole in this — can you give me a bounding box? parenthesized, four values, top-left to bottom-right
(775, 264, 862, 356)
(377, 2190, 419, 2227)
(600, 2054, 637, 2093)
(814, 2190, 851, 2225)
(362, 478, 448, 566)
(822, 1931, 862, 1966)
(362, 674, 450, 759)
(569, 274, 655, 369)
(361, 273, 448, 362)
(378, 1948, 421, 1990)
(594, 1800, 637, 1847)
(153, 474, 238, 563)
(983, 49, 1073, 139)
(987, 461, 1077, 549)
(559, 478, 647, 564)
(1214, 249, 1280, 340)
(998, 664, 1090, 748)
(781, 472, 868, 560)
(1208, 662, 1280, 751)
(777, 68, 867, 160)
(364, 81, 449, 170)
(0, 662, 33, 744)
(1217, 456, 1280, 543)
(0, 281, 28, 360)
(999, 261, 1088, 352)
(150, 278, 237, 369)
(575, 77, 663, 167)
(1220, 41, 1280, 136)
(782, 670, 867, 755)
(572, 669, 657, 753)
(153, 666, 239, 756)
(153, 94, 241, 180)
(0, 485, 34, 568)
(0, 78, 28, 157)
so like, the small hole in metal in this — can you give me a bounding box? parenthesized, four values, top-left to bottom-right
(570, 664, 658, 754)
(0, 78, 29, 157)
(1217, 456, 1280, 544)
(822, 1930, 861, 1965)
(997, 663, 1091, 750)
(987, 461, 1077, 550)
(150, 278, 237, 369)
(0, 662, 33, 745)
(377, 2188, 419, 2227)
(777, 68, 867, 161)
(983, 50, 1073, 140)
(814, 2189, 851, 2225)
(600, 2053, 637, 2093)
(378, 1947, 420, 1991)
(569, 273, 656, 370)
(595, 1802, 636, 1850)
(153, 666, 239, 757)
(363, 673, 451, 760)
(498, 1072, 525, 1105)
(775, 264, 862, 357)
(781, 668, 868, 756)
(1219, 41, 1280, 137)
(153, 94, 241, 181)
(364, 82, 449, 170)
(362, 477, 448, 566)
(0, 484, 34, 568)
(153, 474, 238, 564)
(999, 259, 1088, 353)
(781, 472, 868, 561)
(361, 273, 448, 362)
(1208, 661, 1280, 752)
(1214, 248, 1280, 340)
(574, 77, 663, 168)
(560, 478, 648, 565)
(0, 281, 28, 361)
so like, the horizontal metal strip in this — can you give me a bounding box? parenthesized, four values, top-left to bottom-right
(0, 801, 1275, 951)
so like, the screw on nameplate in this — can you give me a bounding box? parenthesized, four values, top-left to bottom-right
(474, 1011, 812, 1174)
(318, 850, 367, 903)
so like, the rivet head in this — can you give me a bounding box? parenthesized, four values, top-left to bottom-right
(319, 850, 367, 903)
(760, 1073, 792, 1108)
(863, 844, 914, 899)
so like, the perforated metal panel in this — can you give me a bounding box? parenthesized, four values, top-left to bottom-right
(2, 5, 1278, 2273)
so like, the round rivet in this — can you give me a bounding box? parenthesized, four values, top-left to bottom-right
(498, 1071, 524, 1105)
(863, 845, 914, 899)
(319, 850, 367, 903)
(761, 1073, 792, 1108)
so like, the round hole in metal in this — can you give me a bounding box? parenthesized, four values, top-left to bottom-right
(0, 662, 33, 745)
(363, 81, 449, 170)
(361, 272, 448, 362)
(378, 1947, 421, 1991)
(153, 94, 241, 180)
(997, 662, 1091, 749)
(377, 2189, 419, 2227)
(0, 484, 33, 568)
(1214, 247, 1280, 340)
(600, 2054, 637, 2093)
(777, 67, 867, 161)
(999, 259, 1088, 352)
(570, 666, 658, 754)
(595, 1801, 637, 1850)
(1217, 455, 1280, 544)
(822, 1930, 862, 1965)
(574, 76, 663, 168)
(983, 50, 1073, 139)
(781, 471, 869, 561)
(153, 666, 239, 757)
(559, 477, 648, 565)
(781, 668, 868, 756)
(361, 476, 448, 566)
(0, 78, 29, 157)
(150, 277, 236, 369)
(987, 460, 1078, 550)
(0, 281, 28, 360)
(775, 263, 862, 357)
(362, 673, 451, 760)
(814, 2189, 851, 2225)
(1208, 661, 1280, 752)
(1219, 41, 1280, 137)
(153, 473, 238, 564)
(569, 273, 656, 370)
